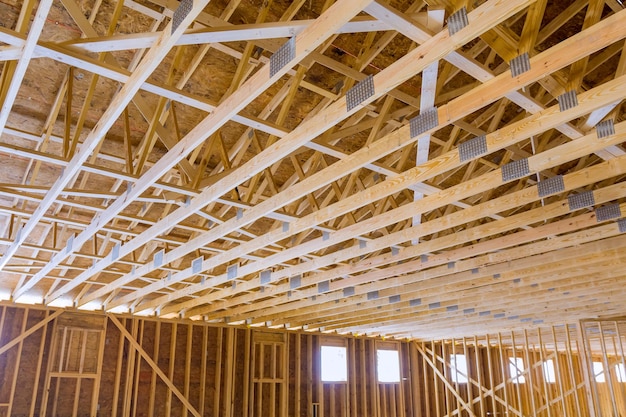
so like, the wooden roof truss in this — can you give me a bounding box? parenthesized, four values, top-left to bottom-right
(0, 0, 626, 340)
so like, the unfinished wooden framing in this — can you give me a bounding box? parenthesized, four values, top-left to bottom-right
(0, 0, 624, 340)
(0, 305, 624, 416)
(1, 2, 626, 414)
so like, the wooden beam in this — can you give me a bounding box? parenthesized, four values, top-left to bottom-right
(82, 0, 538, 310)
(97, 3, 614, 308)
(61, 15, 432, 53)
(141, 68, 626, 315)
(0, 0, 53, 136)
(365, 1, 625, 160)
(412, 7, 445, 233)
(186, 152, 626, 322)
(0, 27, 289, 138)
(7, 0, 214, 285)
(40, 0, 376, 304)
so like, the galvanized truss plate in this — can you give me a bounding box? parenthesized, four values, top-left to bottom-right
(410, 107, 439, 138)
(260, 269, 271, 285)
(447, 7, 468, 36)
(618, 218, 626, 233)
(65, 234, 74, 253)
(227, 263, 238, 280)
(269, 37, 295, 77)
(192, 256, 203, 273)
(391, 246, 399, 256)
(558, 90, 578, 112)
(459, 135, 487, 162)
(596, 119, 615, 139)
(501, 158, 530, 182)
(290, 274, 301, 289)
(153, 249, 164, 267)
(389, 295, 401, 304)
(595, 203, 622, 222)
(111, 243, 120, 261)
(346, 75, 374, 112)
(510, 52, 531, 77)
(282, 222, 289, 232)
(171, 0, 193, 33)
(568, 190, 595, 211)
(318, 280, 329, 293)
(410, 298, 421, 306)
(367, 291, 379, 300)
(537, 175, 565, 198)
(343, 286, 355, 296)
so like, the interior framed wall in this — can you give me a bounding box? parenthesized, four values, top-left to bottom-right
(0, 304, 623, 417)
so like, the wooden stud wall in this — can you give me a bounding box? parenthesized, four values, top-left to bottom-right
(0, 305, 624, 416)
(580, 320, 626, 417)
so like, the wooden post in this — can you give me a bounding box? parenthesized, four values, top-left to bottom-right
(148, 320, 161, 417)
(131, 322, 145, 417)
(199, 325, 207, 415)
(6, 308, 28, 416)
(29, 310, 52, 417)
(564, 324, 583, 416)
(576, 321, 598, 417)
(111, 317, 125, 417)
(522, 329, 537, 415)
(598, 321, 620, 416)
(213, 327, 223, 417)
(537, 327, 552, 417)
(39, 312, 60, 417)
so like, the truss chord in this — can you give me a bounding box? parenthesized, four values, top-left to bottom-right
(79, 0, 536, 311)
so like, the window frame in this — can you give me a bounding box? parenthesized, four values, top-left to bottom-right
(592, 361, 606, 383)
(450, 353, 469, 384)
(509, 357, 526, 384)
(320, 337, 348, 384)
(616, 363, 626, 383)
(376, 341, 402, 384)
(543, 359, 556, 383)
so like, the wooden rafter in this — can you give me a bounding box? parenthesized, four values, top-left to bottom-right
(1, 0, 626, 341)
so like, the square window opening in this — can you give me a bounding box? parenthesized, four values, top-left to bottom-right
(509, 357, 526, 384)
(321, 345, 347, 382)
(593, 361, 605, 383)
(543, 359, 556, 383)
(377, 349, 400, 383)
(616, 363, 626, 383)
(450, 354, 468, 384)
